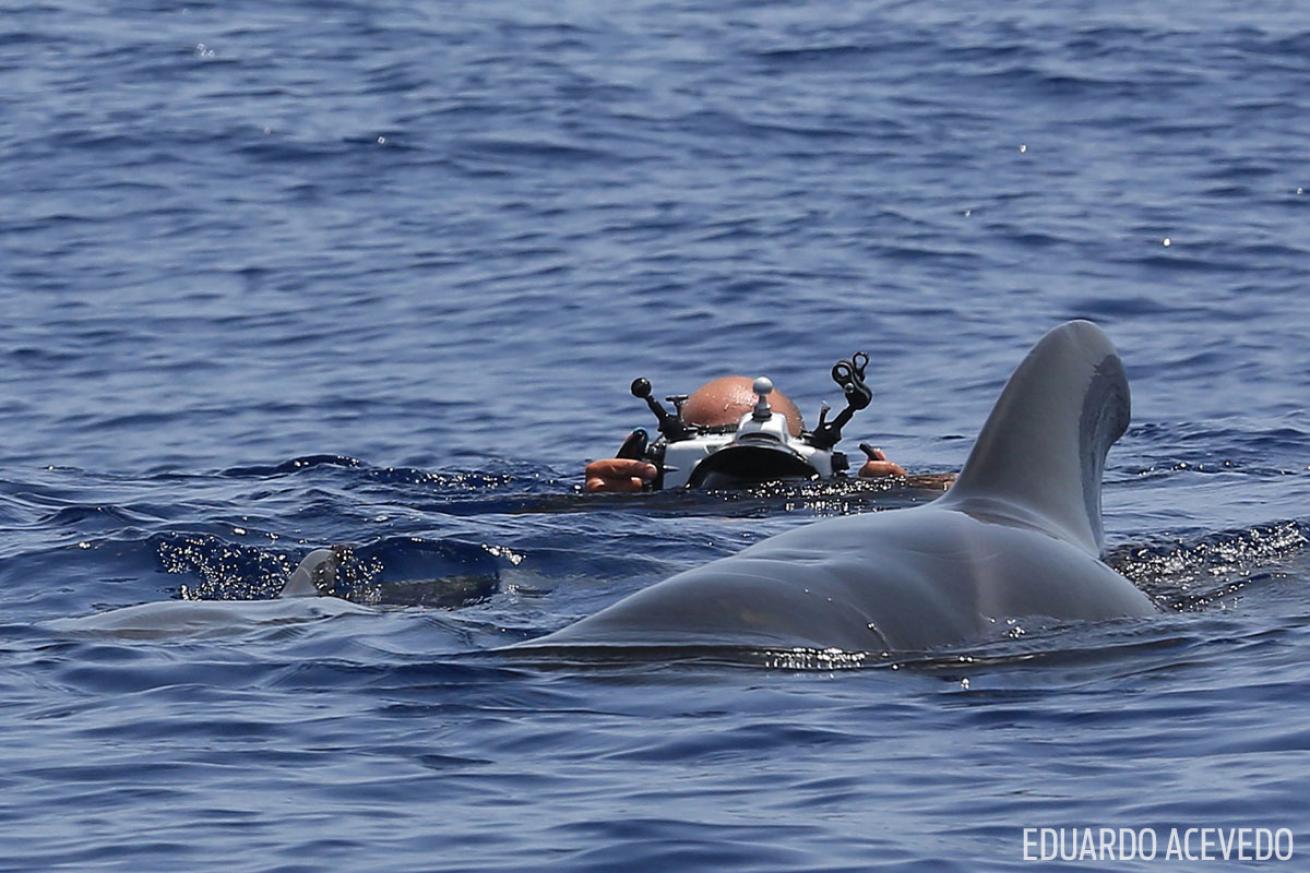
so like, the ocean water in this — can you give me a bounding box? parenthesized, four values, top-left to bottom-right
(3, 1, 1310, 869)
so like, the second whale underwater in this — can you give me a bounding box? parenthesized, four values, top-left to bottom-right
(522, 320, 1159, 653)
(44, 548, 369, 638)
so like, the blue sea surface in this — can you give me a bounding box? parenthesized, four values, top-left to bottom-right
(3, 1, 1310, 870)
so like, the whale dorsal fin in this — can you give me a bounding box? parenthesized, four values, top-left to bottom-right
(280, 548, 340, 598)
(938, 320, 1130, 556)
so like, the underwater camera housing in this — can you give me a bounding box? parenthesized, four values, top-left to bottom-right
(627, 353, 873, 490)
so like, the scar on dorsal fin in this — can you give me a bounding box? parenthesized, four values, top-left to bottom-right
(938, 320, 1130, 556)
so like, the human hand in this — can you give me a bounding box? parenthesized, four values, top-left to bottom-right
(857, 445, 907, 479)
(584, 458, 658, 493)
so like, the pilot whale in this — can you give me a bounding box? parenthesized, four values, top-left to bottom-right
(524, 321, 1159, 653)
(44, 547, 370, 639)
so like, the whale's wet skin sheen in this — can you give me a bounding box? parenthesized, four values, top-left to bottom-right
(7, 1, 1310, 870)
(526, 322, 1158, 654)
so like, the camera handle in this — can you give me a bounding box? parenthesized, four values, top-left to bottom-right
(631, 378, 693, 442)
(808, 352, 872, 450)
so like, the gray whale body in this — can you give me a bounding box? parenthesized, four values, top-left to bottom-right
(44, 548, 370, 639)
(526, 321, 1158, 653)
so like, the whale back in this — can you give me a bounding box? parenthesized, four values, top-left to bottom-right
(938, 320, 1130, 556)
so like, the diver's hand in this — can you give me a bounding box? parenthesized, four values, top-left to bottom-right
(857, 445, 907, 479)
(585, 458, 658, 493)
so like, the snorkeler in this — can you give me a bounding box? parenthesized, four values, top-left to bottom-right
(584, 372, 909, 493)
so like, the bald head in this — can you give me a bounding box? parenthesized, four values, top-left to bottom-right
(681, 375, 804, 437)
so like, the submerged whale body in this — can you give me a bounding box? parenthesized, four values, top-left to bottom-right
(45, 548, 369, 639)
(525, 321, 1158, 653)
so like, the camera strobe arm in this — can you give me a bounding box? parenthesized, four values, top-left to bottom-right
(808, 352, 872, 450)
